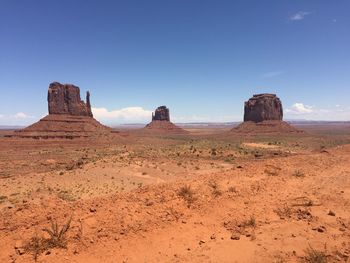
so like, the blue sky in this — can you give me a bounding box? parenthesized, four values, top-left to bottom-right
(0, 0, 349, 125)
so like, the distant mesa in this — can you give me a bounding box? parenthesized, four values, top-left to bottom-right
(14, 82, 110, 139)
(233, 93, 302, 134)
(144, 106, 187, 134)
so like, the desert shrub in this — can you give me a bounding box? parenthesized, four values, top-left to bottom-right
(177, 185, 196, 207)
(241, 216, 256, 228)
(304, 245, 327, 263)
(43, 217, 72, 248)
(275, 204, 292, 219)
(293, 170, 305, 177)
(57, 189, 76, 201)
(208, 180, 222, 197)
(24, 234, 47, 261)
(25, 217, 72, 261)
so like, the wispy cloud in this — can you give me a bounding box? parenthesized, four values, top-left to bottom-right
(92, 106, 152, 124)
(261, 71, 286, 78)
(286, 103, 313, 114)
(0, 112, 36, 125)
(14, 112, 33, 119)
(290, 11, 311, 21)
(285, 103, 350, 121)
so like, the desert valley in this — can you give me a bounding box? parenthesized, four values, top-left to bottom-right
(1, 2, 350, 262)
(1, 83, 349, 263)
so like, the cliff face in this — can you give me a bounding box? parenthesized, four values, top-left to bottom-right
(152, 106, 170, 121)
(48, 82, 93, 117)
(244, 94, 283, 123)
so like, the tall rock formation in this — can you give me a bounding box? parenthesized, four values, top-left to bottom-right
(244, 94, 283, 122)
(14, 82, 110, 139)
(233, 93, 302, 134)
(145, 105, 187, 134)
(48, 82, 93, 117)
(152, 106, 170, 121)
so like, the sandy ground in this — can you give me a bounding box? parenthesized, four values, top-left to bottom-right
(0, 125, 350, 262)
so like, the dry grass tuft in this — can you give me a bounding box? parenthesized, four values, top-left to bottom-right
(275, 204, 292, 219)
(25, 216, 72, 261)
(241, 216, 257, 228)
(293, 170, 305, 178)
(177, 185, 196, 207)
(304, 245, 328, 263)
(209, 180, 222, 197)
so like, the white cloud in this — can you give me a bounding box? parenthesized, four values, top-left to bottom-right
(261, 71, 286, 78)
(286, 103, 350, 121)
(0, 112, 36, 126)
(290, 11, 310, 21)
(14, 112, 32, 119)
(92, 107, 152, 123)
(286, 103, 313, 114)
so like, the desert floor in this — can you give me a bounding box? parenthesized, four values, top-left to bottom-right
(1, 124, 350, 263)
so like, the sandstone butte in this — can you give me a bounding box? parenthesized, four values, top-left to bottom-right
(14, 82, 111, 139)
(233, 93, 302, 134)
(144, 106, 187, 134)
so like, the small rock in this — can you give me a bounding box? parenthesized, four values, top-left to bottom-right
(230, 233, 240, 240)
(89, 207, 96, 213)
(210, 234, 216, 240)
(199, 240, 205, 245)
(17, 248, 25, 255)
(328, 210, 336, 216)
(317, 226, 326, 233)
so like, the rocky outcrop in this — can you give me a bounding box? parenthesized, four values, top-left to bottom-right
(152, 106, 170, 121)
(244, 94, 283, 123)
(48, 82, 93, 117)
